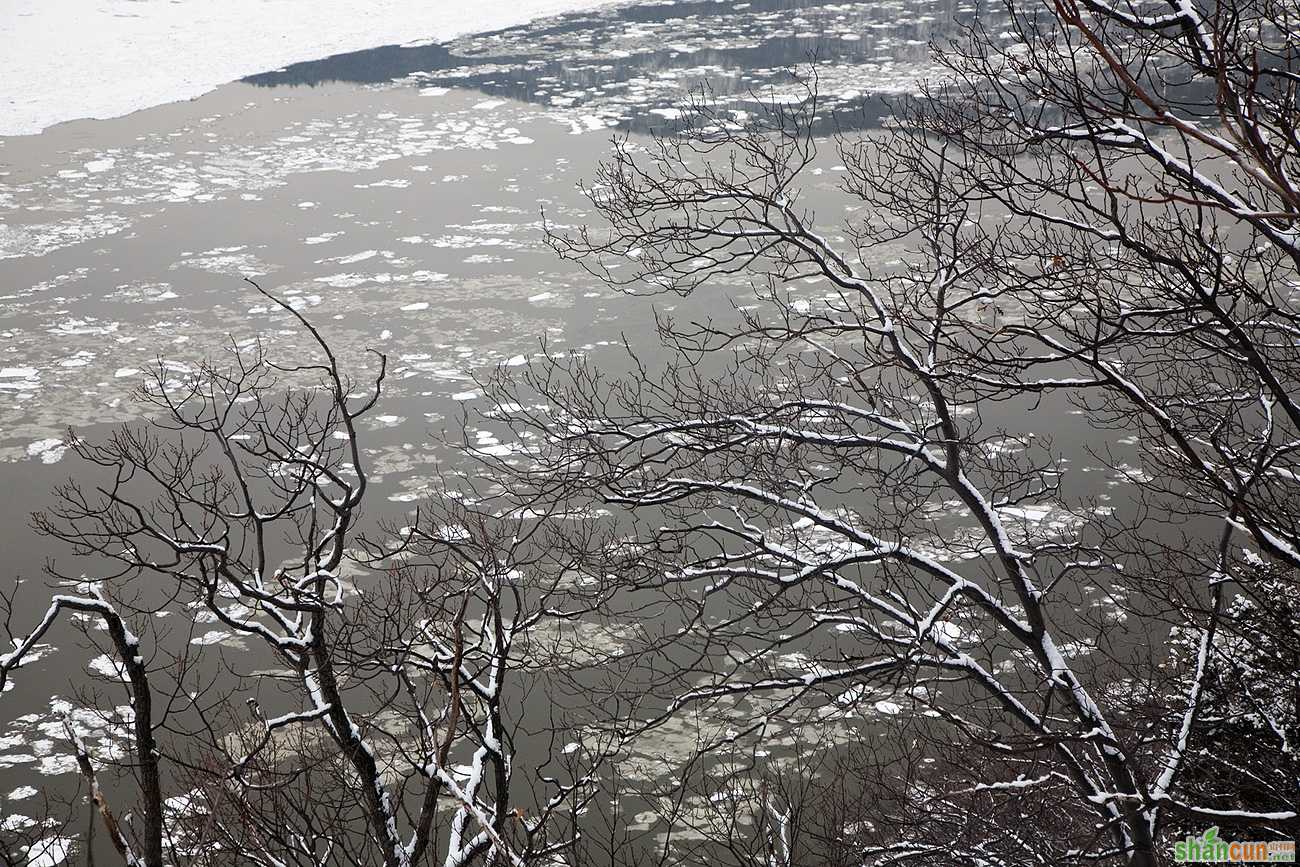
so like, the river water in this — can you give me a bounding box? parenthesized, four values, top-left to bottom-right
(1, 0, 1102, 856)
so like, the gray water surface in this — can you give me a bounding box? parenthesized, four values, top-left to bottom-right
(0, 0, 1071, 849)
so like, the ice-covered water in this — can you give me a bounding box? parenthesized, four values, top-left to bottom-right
(0, 0, 973, 468)
(1, 2, 1108, 858)
(0, 0, 627, 136)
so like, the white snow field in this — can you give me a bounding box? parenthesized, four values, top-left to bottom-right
(0, 0, 625, 136)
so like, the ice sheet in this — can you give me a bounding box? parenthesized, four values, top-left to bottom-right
(0, 0, 624, 136)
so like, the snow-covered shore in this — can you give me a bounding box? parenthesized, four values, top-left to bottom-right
(0, 0, 624, 137)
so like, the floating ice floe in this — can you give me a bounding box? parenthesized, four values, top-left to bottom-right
(0, 213, 131, 261)
(305, 231, 346, 246)
(334, 249, 379, 264)
(25, 439, 66, 464)
(24, 835, 72, 867)
(189, 630, 249, 650)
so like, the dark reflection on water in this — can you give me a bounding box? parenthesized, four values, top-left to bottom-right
(245, 0, 881, 87)
(245, 42, 508, 87)
(245, 0, 989, 132)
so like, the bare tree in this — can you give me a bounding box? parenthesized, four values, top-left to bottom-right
(473, 1, 1300, 863)
(4, 1, 1298, 864)
(0, 283, 627, 867)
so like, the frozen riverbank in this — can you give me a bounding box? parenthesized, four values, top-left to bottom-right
(0, 0, 624, 136)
